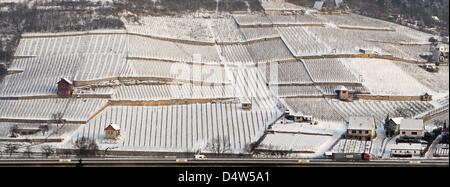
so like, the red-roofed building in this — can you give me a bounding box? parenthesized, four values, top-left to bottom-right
(57, 78, 73, 98)
(104, 123, 120, 140)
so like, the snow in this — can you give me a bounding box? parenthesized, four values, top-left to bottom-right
(258, 120, 346, 158)
(66, 103, 281, 153)
(126, 16, 214, 43)
(245, 38, 295, 63)
(302, 58, 360, 83)
(259, 61, 313, 84)
(284, 98, 345, 121)
(112, 84, 236, 101)
(341, 58, 435, 95)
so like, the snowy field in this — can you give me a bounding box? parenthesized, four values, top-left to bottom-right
(257, 120, 346, 158)
(341, 58, 435, 95)
(395, 63, 449, 93)
(329, 98, 435, 123)
(270, 85, 322, 97)
(0, 98, 108, 122)
(283, 98, 345, 121)
(302, 59, 360, 83)
(434, 144, 449, 157)
(331, 139, 372, 154)
(112, 84, 236, 101)
(68, 103, 282, 153)
(259, 61, 313, 84)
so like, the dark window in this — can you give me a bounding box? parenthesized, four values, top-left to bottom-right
(411, 132, 418, 135)
(365, 130, 369, 134)
(402, 131, 406, 134)
(351, 130, 356, 133)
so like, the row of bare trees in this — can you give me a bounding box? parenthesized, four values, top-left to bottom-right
(0, 136, 98, 158)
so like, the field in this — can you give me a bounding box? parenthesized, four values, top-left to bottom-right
(240, 27, 279, 41)
(219, 44, 254, 65)
(245, 38, 295, 63)
(233, 15, 272, 27)
(270, 85, 322, 97)
(69, 103, 281, 153)
(329, 99, 435, 122)
(128, 59, 230, 84)
(395, 62, 449, 93)
(277, 26, 329, 57)
(112, 84, 236, 101)
(210, 18, 245, 43)
(283, 98, 344, 121)
(341, 58, 435, 95)
(258, 61, 313, 84)
(128, 35, 221, 64)
(302, 59, 360, 83)
(126, 16, 214, 43)
(0, 98, 107, 122)
(331, 139, 372, 154)
(258, 133, 332, 153)
(15, 32, 128, 57)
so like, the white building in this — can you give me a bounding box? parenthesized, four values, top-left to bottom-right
(399, 119, 424, 138)
(391, 143, 424, 157)
(346, 116, 377, 141)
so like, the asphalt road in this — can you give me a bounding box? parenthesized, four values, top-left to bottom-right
(0, 158, 448, 167)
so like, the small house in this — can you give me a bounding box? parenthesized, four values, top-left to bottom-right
(384, 117, 403, 136)
(104, 123, 121, 140)
(293, 113, 313, 123)
(346, 116, 377, 141)
(335, 85, 350, 101)
(421, 93, 432, 101)
(57, 78, 74, 98)
(399, 119, 425, 138)
(242, 98, 252, 111)
(391, 143, 424, 157)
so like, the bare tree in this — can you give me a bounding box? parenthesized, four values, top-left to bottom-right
(206, 136, 231, 155)
(9, 125, 19, 138)
(5, 143, 19, 157)
(52, 112, 64, 134)
(39, 124, 50, 136)
(244, 142, 257, 153)
(23, 146, 33, 158)
(41, 145, 55, 158)
(73, 137, 99, 157)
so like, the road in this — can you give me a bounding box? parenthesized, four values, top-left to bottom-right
(0, 158, 447, 167)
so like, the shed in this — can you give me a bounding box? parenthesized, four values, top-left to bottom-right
(335, 85, 350, 101)
(241, 98, 252, 111)
(104, 123, 121, 140)
(57, 78, 74, 97)
(391, 143, 424, 157)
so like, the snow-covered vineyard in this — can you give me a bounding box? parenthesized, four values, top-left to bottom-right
(0, 1, 448, 158)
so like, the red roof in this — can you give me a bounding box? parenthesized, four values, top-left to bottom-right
(105, 124, 120, 131)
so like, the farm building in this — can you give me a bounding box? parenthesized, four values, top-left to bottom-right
(399, 119, 425, 138)
(391, 143, 424, 157)
(384, 117, 403, 137)
(57, 78, 74, 98)
(104, 124, 121, 140)
(346, 117, 376, 141)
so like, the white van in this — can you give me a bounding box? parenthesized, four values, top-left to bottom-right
(194, 154, 206, 160)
